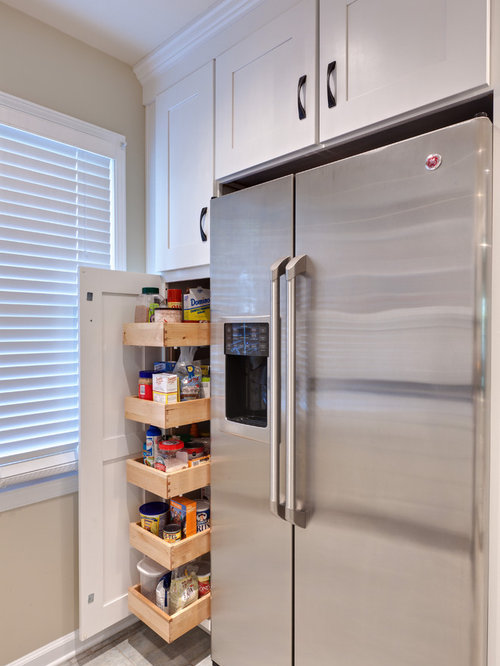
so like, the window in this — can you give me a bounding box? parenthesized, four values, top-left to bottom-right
(0, 92, 126, 509)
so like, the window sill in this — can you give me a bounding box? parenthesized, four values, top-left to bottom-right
(0, 470, 78, 512)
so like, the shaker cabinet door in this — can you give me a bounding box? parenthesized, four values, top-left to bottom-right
(154, 61, 215, 274)
(215, 0, 316, 180)
(79, 267, 162, 640)
(319, 0, 489, 143)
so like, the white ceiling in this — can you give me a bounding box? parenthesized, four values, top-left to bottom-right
(1, 0, 223, 66)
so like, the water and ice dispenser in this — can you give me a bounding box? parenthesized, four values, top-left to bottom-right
(224, 322, 269, 428)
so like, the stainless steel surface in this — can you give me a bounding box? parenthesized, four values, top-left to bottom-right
(294, 117, 491, 666)
(270, 256, 290, 520)
(285, 254, 308, 528)
(210, 177, 294, 666)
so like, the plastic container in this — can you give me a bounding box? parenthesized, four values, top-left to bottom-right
(139, 501, 169, 536)
(143, 440, 154, 467)
(134, 287, 161, 323)
(184, 446, 205, 461)
(138, 371, 153, 400)
(137, 556, 168, 602)
(146, 425, 162, 466)
(154, 439, 184, 471)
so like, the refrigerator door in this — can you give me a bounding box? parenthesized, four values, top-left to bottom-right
(210, 177, 294, 666)
(294, 118, 491, 666)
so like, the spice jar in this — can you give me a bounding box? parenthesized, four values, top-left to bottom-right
(138, 371, 153, 400)
(154, 439, 184, 471)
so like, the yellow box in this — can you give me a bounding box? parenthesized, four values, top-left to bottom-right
(183, 289, 210, 321)
(152, 390, 178, 405)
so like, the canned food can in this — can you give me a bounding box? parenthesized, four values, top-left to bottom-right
(167, 289, 182, 309)
(139, 501, 169, 536)
(163, 524, 181, 542)
(196, 500, 210, 532)
(197, 562, 210, 596)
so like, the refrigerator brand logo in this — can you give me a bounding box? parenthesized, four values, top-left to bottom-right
(425, 153, 442, 171)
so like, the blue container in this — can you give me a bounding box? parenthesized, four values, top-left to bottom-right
(139, 501, 169, 536)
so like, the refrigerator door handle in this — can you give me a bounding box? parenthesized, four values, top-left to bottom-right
(270, 256, 290, 520)
(285, 254, 308, 528)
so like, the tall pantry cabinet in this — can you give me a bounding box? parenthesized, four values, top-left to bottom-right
(78, 267, 211, 643)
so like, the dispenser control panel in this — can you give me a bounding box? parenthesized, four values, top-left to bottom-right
(224, 323, 269, 357)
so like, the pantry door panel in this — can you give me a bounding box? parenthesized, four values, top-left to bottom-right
(79, 267, 162, 640)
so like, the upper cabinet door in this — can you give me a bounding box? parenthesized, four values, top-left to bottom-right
(154, 62, 215, 273)
(215, 0, 317, 180)
(319, 0, 489, 143)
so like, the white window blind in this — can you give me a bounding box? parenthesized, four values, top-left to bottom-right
(0, 113, 120, 491)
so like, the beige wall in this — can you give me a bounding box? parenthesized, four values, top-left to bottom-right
(0, 3, 145, 663)
(0, 1, 145, 273)
(0, 495, 79, 664)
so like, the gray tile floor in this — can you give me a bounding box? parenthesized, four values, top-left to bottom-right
(65, 623, 211, 665)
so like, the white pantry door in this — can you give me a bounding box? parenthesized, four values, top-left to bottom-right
(78, 267, 161, 640)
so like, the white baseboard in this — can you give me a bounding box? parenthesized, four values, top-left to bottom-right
(6, 615, 139, 666)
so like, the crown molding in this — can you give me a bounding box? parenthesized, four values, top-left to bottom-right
(133, 0, 264, 86)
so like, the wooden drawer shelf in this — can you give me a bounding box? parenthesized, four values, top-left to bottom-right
(124, 396, 210, 428)
(128, 585, 211, 644)
(130, 522, 210, 570)
(126, 458, 210, 498)
(123, 322, 210, 347)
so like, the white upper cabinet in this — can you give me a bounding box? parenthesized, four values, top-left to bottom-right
(319, 0, 489, 142)
(215, 0, 317, 179)
(154, 62, 215, 273)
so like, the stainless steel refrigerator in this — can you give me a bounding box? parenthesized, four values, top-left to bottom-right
(209, 117, 492, 666)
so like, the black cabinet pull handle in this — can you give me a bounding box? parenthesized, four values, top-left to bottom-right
(327, 60, 337, 108)
(199, 206, 208, 242)
(297, 74, 307, 120)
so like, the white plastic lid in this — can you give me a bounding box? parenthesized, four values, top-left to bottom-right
(137, 556, 167, 577)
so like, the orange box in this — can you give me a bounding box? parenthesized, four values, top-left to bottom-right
(169, 496, 197, 539)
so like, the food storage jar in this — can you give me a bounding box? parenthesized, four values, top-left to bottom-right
(137, 556, 168, 602)
(154, 439, 184, 471)
(134, 287, 161, 322)
(139, 501, 169, 536)
(138, 370, 153, 400)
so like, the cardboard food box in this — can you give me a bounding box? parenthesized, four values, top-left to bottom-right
(183, 286, 210, 321)
(169, 496, 197, 539)
(152, 373, 179, 404)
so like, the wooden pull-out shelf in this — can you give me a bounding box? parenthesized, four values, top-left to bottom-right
(126, 458, 210, 498)
(123, 322, 210, 347)
(130, 522, 210, 570)
(125, 396, 210, 428)
(128, 585, 211, 644)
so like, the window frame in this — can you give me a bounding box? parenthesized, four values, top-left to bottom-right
(0, 91, 127, 511)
